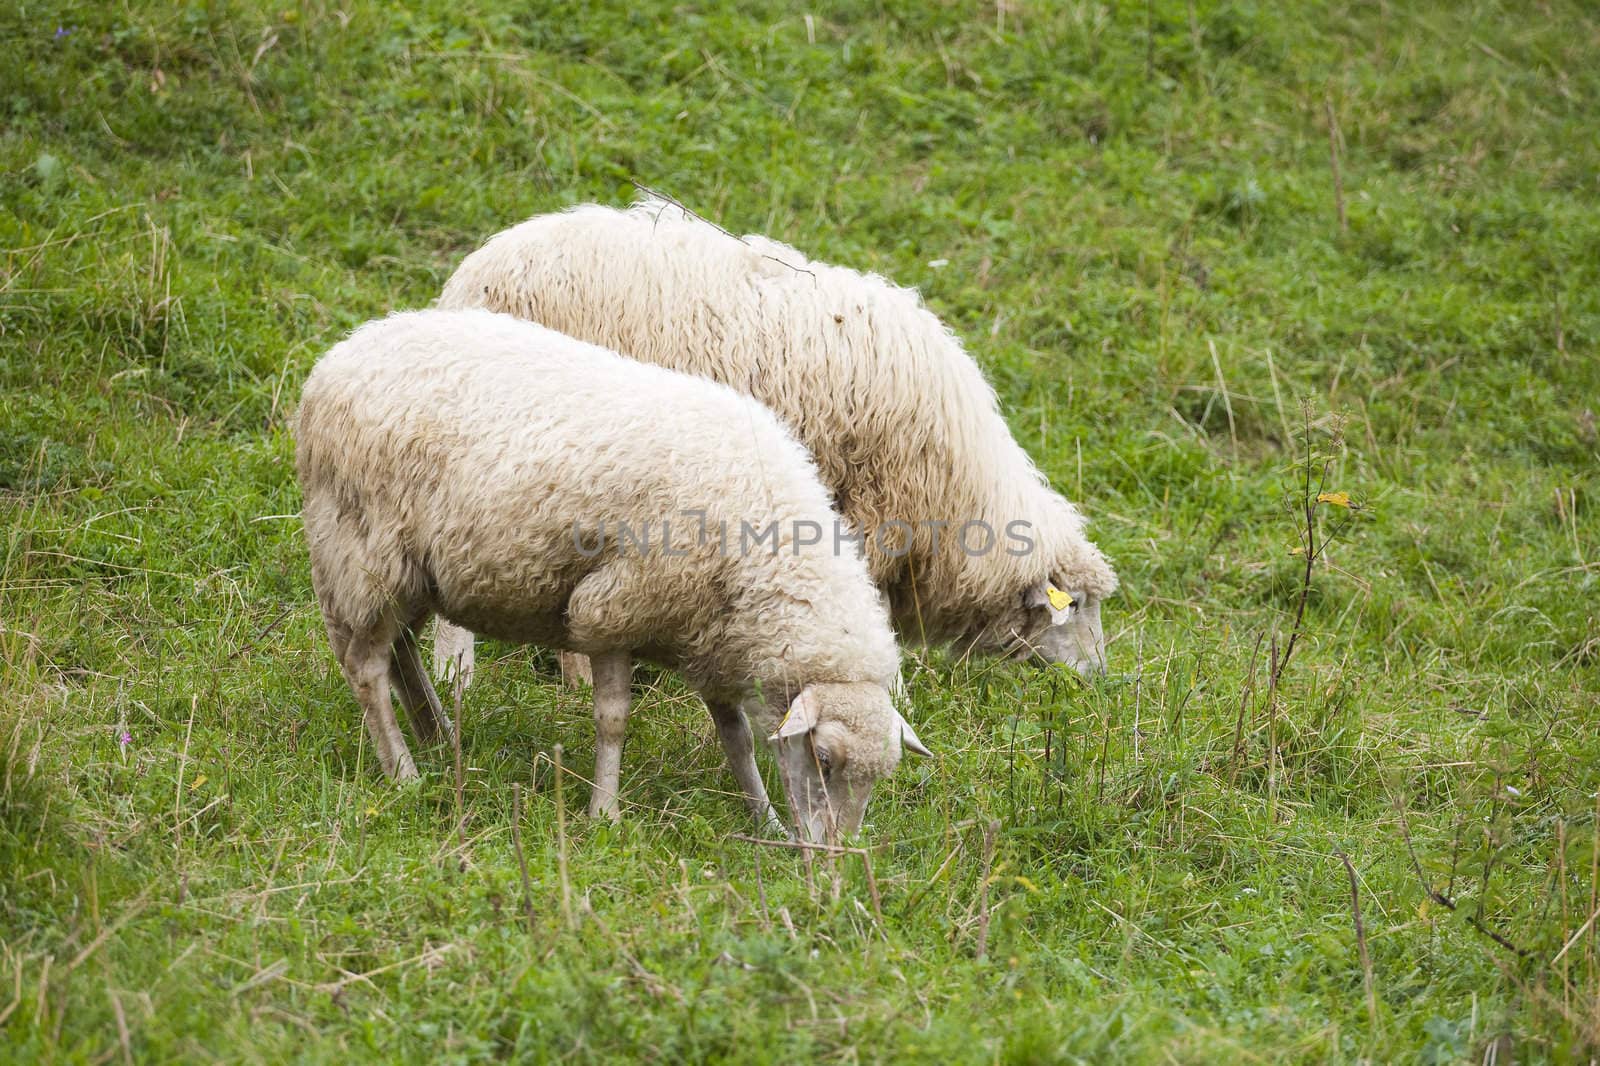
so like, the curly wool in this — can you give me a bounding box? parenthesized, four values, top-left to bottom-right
(295, 309, 899, 710)
(438, 199, 1117, 648)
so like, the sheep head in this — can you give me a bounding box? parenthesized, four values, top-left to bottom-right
(768, 682, 929, 844)
(1018, 580, 1108, 675)
(963, 573, 1114, 676)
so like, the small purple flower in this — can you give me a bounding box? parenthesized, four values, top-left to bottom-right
(55, 26, 72, 39)
(119, 731, 132, 747)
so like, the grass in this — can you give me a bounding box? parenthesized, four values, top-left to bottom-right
(2, 0, 1598, 1060)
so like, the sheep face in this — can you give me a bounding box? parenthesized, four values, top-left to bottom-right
(967, 580, 1108, 676)
(768, 682, 926, 843)
(1026, 583, 1107, 676)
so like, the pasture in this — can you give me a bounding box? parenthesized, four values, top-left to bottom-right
(2, 1, 1598, 1060)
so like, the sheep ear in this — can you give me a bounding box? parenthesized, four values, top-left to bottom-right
(897, 711, 932, 757)
(771, 688, 822, 741)
(1026, 579, 1075, 625)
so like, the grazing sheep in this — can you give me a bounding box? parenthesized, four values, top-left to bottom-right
(295, 309, 928, 842)
(432, 198, 1117, 690)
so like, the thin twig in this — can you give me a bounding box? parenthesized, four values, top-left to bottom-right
(173, 696, 196, 859)
(1391, 792, 1531, 957)
(1274, 405, 1351, 685)
(976, 819, 999, 960)
(225, 603, 294, 661)
(1477, 773, 1506, 922)
(318, 943, 453, 995)
(1392, 792, 1440, 902)
(1132, 626, 1145, 767)
(1265, 633, 1280, 818)
(1229, 630, 1267, 785)
(801, 846, 816, 902)
(860, 849, 884, 925)
(1446, 807, 1466, 901)
(553, 745, 574, 931)
(1007, 714, 1018, 820)
(1273, 409, 1318, 685)
(1335, 846, 1378, 1031)
(629, 180, 815, 278)
(752, 845, 770, 928)
(1551, 906, 1600, 967)
(1557, 818, 1570, 1010)
(1589, 789, 1599, 985)
(510, 784, 536, 935)
(630, 180, 737, 239)
(1208, 338, 1238, 461)
(452, 655, 466, 855)
(107, 983, 132, 1066)
(1094, 700, 1111, 804)
(1325, 93, 1347, 234)
(1469, 914, 1535, 958)
(722, 834, 855, 858)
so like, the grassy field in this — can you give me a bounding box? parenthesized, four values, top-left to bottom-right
(3, 0, 1598, 1060)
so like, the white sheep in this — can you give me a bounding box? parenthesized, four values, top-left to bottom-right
(432, 198, 1118, 690)
(295, 309, 928, 842)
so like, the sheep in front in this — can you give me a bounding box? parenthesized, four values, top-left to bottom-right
(294, 309, 929, 842)
(432, 198, 1118, 690)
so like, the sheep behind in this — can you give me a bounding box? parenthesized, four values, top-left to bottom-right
(434, 199, 1117, 688)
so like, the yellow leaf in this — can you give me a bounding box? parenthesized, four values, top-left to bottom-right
(188, 773, 207, 791)
(1316, 491, 1352, 509)
(1288, 546, 1306, 556)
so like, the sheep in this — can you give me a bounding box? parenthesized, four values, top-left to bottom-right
(431, 197, 1118, 691)
(294, 308, 929, 842)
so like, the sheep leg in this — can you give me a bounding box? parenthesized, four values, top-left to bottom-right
(323, 616, 353, 666)
(339, 629, 418, 782)
(586, 649, 631, 821)
(706, 700, 784, 834)
(390, 627, 454, 747)
(431, 620, 477, 690)
(559, 650, 594, 688)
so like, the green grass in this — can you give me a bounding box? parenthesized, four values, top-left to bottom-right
(3, 0, 1598, 1060)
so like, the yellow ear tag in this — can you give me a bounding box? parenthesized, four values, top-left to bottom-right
(770, 703, 798, 743)
(1046, 585, 1074, 612)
